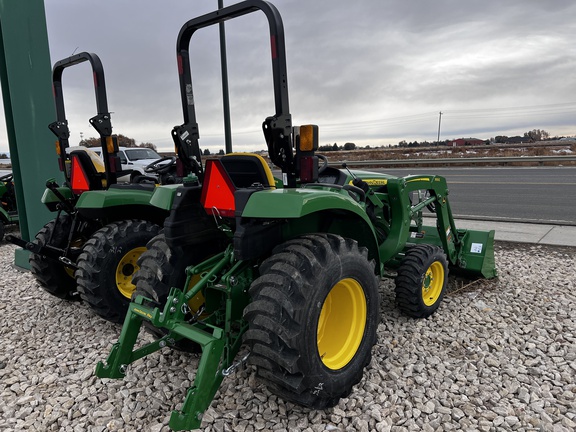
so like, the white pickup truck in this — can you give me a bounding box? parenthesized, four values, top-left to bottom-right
(115, 147, 164, 181)
(85, 146, 175, 183)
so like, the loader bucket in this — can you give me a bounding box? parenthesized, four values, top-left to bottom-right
(454, 228, 497, 279)
(411, 226, 497, 279)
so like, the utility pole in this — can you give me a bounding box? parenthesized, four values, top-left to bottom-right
(437, 111, 443, 145)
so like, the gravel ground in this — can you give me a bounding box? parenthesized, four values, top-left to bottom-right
(1, 231, 575, 432)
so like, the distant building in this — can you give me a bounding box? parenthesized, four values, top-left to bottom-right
(447, 138, 486, 146)
(506, 136, 533, 144)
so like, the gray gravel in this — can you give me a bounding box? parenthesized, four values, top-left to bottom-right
(1, 231, 575, 432)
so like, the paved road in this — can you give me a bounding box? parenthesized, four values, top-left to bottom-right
(3, 166, 575, 225)
(369, 166, 576, 225)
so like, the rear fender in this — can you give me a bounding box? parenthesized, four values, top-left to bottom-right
(237, 188, 380, 271)
(75, 188, 168, 225)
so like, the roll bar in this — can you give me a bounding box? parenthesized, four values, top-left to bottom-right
(49, 52, 119, 185)
(172, 0, 294, 179)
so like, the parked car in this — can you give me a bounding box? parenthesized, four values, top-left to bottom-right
(115, 147, 161, 182)
(92, 147, 173, 183)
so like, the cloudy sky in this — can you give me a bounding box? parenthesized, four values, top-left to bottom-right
(2, 0, 576, 154)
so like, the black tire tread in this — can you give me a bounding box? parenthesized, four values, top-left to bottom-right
(394, 244, 448, 318)
(132, 232, 210, 352)
(29, 215, 77, 300)
(244, 233, 379, 409)
(76, 219, 160, 323)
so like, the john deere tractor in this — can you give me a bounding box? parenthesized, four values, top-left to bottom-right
(96, 1, 497, 430)
(0, 172, 18, 241)
(7, 52, 200, 323)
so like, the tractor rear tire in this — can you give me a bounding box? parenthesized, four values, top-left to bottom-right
(29, 215, 78, 300)
(395, 244, 448, 318)
(132, 232, 218, 352)
(244, 233, 379, 409)
(132, 232, 193, 305)
(75, 220, 160, 323)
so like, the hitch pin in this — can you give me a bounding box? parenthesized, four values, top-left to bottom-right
(222, 353, 250, 377)
(59, 256, 76, 267)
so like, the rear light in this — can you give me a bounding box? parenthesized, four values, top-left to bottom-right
(108, 155, 117, 173)
(70, 154, 91, 194)
(106, 136, 116, 154)
(298, 125, 318, 152)
(176, 158, 185, 177)
(299, 156, 318, 183)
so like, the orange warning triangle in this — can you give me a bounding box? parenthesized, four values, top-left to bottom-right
(201, 159, 236, 217)
(70, 155, 91, 194)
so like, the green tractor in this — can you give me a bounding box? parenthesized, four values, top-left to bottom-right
(0, 172, 18, 241)
(96, 1, 497, 430)
(7, 52, 199, 323)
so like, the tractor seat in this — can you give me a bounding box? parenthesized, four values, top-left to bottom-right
(201, 153, 275, 218)
(220, 153, 276, 189)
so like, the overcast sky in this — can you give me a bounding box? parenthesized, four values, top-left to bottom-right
(2, 0, 576, 154)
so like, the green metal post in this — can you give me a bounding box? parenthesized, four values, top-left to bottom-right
(0, 0, 61, 268)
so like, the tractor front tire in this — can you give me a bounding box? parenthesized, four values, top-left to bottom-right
(29, 215, 77, 300)
(244, 233, 379, 409)
(75, 220, 160, 323)
(395, 244, 448, 318)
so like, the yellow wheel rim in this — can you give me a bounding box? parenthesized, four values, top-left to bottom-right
(317, 278, 367, 370)
(186, 273, 205, 313)
(422, 261, 444, 306)
(65, 267, 75, 278)
(115, 247, 146, 299)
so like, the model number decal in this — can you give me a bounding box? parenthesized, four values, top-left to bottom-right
(348, 179, 388, 186)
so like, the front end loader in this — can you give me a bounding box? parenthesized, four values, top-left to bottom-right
(96, 1, 497, 429)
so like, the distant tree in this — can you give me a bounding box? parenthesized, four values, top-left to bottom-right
(524, 129, 550, 141)
(318, 144, 334, 151)
(332, 143, 340, 151)
(343, 142, 356, 150)
(139, 142, 157, 151)
(81, 134, 156, 150)
(82, 137, 100, 148)
(116, 134, 136, 147)
(494, 136, 508, 144)
(218, 149, 225, 155)
(398, 140, 408, 147)
(203, 149, 211, 156)
(0, 153, 7, 159)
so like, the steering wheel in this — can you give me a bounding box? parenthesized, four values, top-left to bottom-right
(317, 154, 328, 174)
(0, 173, 13, 183)
(144, 156, 177, 175)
